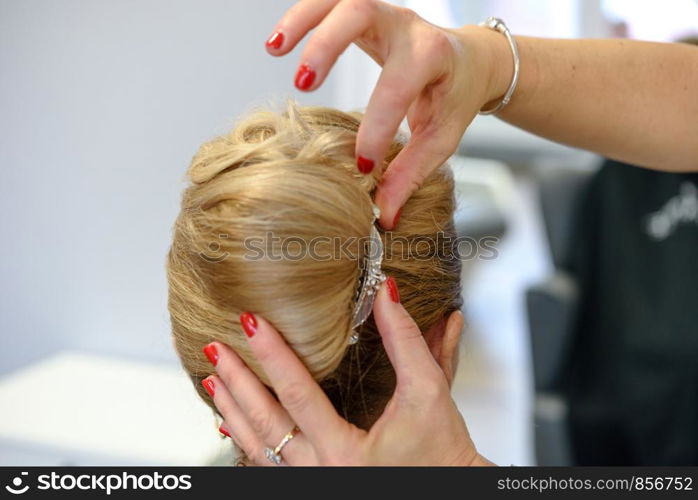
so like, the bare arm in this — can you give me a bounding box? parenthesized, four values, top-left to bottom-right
(263, 0, 698, 225)
(479, 31, 698, 171)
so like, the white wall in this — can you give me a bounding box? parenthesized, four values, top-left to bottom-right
(0, 0, 339, 372)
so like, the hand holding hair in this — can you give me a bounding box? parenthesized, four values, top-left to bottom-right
(266, 0, 698, 230)
(265, 0, 510, 228)
(203, 279, 493, 466)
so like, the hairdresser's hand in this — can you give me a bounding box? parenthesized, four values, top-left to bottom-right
(202, 279, 492, 466)
(264, 0, 510, 228)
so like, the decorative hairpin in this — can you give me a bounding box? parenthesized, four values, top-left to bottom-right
(349, 204, 386, 344)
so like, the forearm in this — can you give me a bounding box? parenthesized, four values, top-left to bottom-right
(474, 29, 698, 171)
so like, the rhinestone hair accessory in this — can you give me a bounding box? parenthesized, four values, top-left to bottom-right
(349, 204, 387, 345)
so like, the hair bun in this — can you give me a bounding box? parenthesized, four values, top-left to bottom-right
(168, 102, 461, 433)
(188, 102, 382, 194)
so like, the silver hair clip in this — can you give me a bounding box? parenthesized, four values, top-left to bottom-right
(349, 204, 386, 344)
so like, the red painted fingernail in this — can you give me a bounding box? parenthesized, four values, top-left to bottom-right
(219, 425, 231, 438)
(294, 63, 316, 91)
(240, 312, 257, 338)
(201, 377, 215, 397)
(392, 208, 402, 228)
(266, 31, 284, 50)
(357, 156, 374, 174)
(386, 276, 400, 303)
(202, 343, 219, 366)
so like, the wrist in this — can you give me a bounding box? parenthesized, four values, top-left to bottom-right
(457, 24, 515, 112)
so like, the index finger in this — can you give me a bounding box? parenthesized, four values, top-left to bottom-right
(374, 125, 461, 228)
(355, 43, 443, 228)
(240, 312, 352, 446)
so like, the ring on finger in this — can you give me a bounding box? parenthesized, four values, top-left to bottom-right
(264, 425, 300, 465)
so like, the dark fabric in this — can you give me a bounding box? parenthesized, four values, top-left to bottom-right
(565, 159, 698, 465)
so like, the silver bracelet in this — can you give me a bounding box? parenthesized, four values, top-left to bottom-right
(478, 17, 520, 115)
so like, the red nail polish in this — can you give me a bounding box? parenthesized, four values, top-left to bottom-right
(357, 156, 374, 174)
(386, 276, 400, 303)
(392, 208, 402, 228)
(219, 426, 231, 438)
(202, 378, 215, 397)
(202, 343, 219, 366)
(240, 312, 258, 338)
(294, 64, 316, 91)
(266, 31, 284, 50)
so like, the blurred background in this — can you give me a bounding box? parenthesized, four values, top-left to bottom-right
(1, 0, 696, 466)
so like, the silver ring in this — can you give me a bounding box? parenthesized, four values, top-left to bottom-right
(264, 426, 300, 465)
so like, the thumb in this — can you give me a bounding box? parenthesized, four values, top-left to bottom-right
(372, 276, 443, 390)
(375, 131, 457, 230)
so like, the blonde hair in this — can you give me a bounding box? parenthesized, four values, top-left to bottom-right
(167, 102, 462, 429)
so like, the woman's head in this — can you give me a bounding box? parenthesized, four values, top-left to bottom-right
(167, 103, 462, 430)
